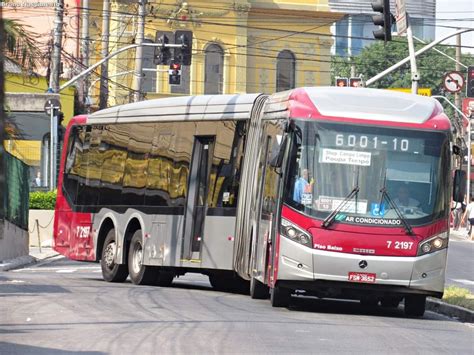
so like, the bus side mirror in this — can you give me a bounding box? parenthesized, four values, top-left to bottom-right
(270, 135, 287, 168)
(453, 169, 467, 203)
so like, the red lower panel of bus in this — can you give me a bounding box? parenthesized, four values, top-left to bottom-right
(54, 208, 96, 261)
(281, 205, 447, 257)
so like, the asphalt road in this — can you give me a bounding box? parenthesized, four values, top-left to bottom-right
(1, 258, 473, 354)
(446, 233, 474, 292)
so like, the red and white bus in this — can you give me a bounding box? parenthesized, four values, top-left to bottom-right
(54, 87, 461, 317)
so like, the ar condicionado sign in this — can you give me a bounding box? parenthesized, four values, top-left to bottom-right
(388, 88, 432, 97)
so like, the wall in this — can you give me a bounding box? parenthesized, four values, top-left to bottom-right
(0, 220, 29, 261)
(28, 210, 55, 247)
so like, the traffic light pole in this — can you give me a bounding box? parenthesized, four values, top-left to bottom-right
(59, 43, 184, 93)
(405, 15, 419, 94)
(366, 28, 472, 87)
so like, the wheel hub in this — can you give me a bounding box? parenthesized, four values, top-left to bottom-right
(104, 242, 116, 268)
(132, 244, 143, 274)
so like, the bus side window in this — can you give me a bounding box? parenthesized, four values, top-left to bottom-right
(99, 124, 128, 206)
(62, 126, 83, 205)
(122, 123, 154, 206)
(207, 121, 245, 208)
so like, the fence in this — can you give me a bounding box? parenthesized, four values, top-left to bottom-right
(4, 151, 30, 229)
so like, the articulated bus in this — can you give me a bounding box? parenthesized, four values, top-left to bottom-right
(54, 87, 462, 317)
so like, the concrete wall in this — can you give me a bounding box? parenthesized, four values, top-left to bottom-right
(28, 210, 55, 247)
(0, 219, 29, 261)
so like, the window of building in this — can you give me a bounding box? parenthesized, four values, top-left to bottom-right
(276, 50, 296, 92)
(204, 44, 224, 94)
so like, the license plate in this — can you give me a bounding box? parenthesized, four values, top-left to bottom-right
(348, 272, 376, 283)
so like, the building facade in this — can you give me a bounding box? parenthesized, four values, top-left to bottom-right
(84, 0, 342, 107)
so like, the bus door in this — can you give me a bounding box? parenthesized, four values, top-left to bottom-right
(182, 136, 215, 261)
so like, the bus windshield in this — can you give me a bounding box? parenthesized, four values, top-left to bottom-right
(284, 120, 450, 227)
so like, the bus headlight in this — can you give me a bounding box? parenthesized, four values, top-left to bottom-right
(280, 219, 312, 248)
(417, 232, 448, 256)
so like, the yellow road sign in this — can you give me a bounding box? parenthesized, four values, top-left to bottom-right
(388, 88, 432, 96)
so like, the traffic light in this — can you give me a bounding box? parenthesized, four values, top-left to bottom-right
(336, 77, 348, 87)
(467, 66, 474, 98)
(349, 77, 362, 87)
(174, 30, 193, 65)
(371, 0, 393, 42)
(169, 63, 182, 85)
(154, 31, 173, 65)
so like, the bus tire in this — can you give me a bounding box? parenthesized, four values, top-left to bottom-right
(100, 229, 129, 283)
(270, 285, 291, 307)
(250, 276, 269, 299)
(128, 230, 156, 285)
(404, 295, 426, 317)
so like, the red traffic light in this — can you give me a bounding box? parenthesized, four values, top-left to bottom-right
(349, 78, 362, 87)
(336, 78, 348, 87)
(170, 63, 181, 70)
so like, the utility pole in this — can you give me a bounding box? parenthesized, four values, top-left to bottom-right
(49, 0, 64, 92)
(99, 0, 110, 109)
(133, 0, 146, 103)
(455, 33, 462, 110)
(81, 0, 90, 110)
(0, 7, 5, 224)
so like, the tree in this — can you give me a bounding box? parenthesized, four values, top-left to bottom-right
(3, 18, 43, 71)
(332, 39, 474, 95)
(332, 39, 474, 119)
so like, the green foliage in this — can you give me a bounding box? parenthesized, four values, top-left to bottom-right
(331, 38, 474, 117)
(29, 190, 57, 210)
(442, 286, 474, 311)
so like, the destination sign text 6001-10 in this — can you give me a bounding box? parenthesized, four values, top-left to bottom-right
(324, 133, 424, 153)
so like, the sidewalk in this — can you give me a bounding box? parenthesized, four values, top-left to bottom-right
(450, 227, 473, 241)
(0, 246, 60, 272)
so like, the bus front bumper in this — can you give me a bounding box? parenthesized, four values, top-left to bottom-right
(277, 237, 446, 298)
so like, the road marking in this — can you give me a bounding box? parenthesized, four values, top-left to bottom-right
(451, 279, 474, 286)
(56, 269, 76, 273)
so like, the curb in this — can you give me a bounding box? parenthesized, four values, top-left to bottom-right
(0, 255, 36, 272)
(0, 253, 61, 272)
(427, 298, 474, 323)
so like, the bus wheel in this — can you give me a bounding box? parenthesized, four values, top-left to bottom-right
(270, 285, 291, 307)
(404, 295, 426, 317)
(100, 229, 129, 283)
(128, 230, 156, 285)
(250, 276, 269, 299)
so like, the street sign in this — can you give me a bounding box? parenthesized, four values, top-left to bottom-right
(388, 88, 432, 96)
(443, 71, 465, 93)
(395, 0, 407, 36)
(44, 98, 61, 116)
(463, 98, 474, 119)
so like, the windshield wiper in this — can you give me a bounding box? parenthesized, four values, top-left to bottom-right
(378, 170, 414, 235)
(322, 186, 360, 229)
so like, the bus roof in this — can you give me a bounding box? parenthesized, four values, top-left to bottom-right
(265, 87, 445, 125)
(88, 93, 263, 124)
